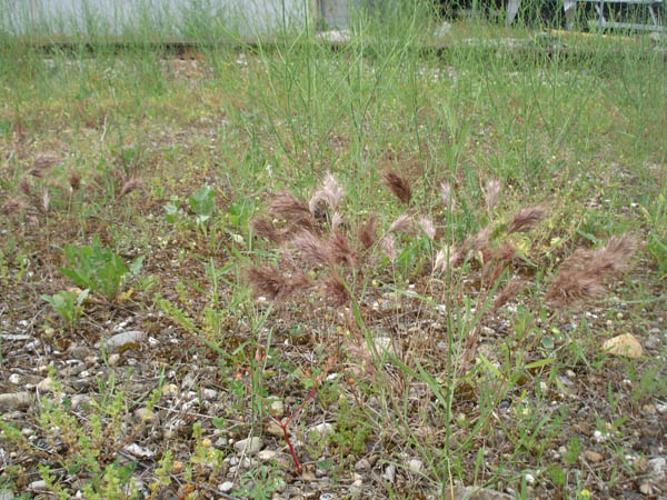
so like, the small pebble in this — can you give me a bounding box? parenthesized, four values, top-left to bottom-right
(310, 423, 334, 437)
(8, 374, 21, 385)
(584, 450, 603, 463)
(103, 330, 145, 353)
(269, 399, 284, 418)
(71, 394, 90, 410)
(29, 480, 47, 490)
(408, 458, 424, 474)
(162, 384, 179, 397)
(383, 464, 397, 482)
(354, 458, 370, 471)
(37, 377, 56, 393)
(0, 392, 31, 411)
(648, 457, 666, 478)
(201, 388, 218, 400)
(639, 482, 653, 495)
(234, 437, 263, 455)
(218, 482, 234, 493)
(258, 450, 277, 461)
(123, 443, 154, 459)
(134, 408, 158, 424)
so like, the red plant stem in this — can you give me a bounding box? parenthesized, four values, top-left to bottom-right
(276, 383, 321, 474)
(280, 421, 301, 473)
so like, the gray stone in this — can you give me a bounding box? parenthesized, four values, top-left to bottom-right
(0, 392, 31, 411)
(201, 388, 218, 400)
(71, 394, 91, 410)
(37, 377, 56, 393)
(181, 372, 197, 389)
(354, 458, 370, 471)
(310, 422, 334, 437)
(233, 437, 263, 455)
(648, 457, 666, 479)
(102, 330, 145, 353)
(383, 464, 396, 482)
(28, 480, 47, 490)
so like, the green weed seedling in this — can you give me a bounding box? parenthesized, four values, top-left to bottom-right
(163, 197, 186, 224)
(60, 236, 143, 301)
(41, 288, 90, 329)
(188, 184, 217, 231)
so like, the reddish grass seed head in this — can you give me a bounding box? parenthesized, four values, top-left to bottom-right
(383, 169, 412, 205)
(357, 214, 378, 250)
(507, 205, 547, 234)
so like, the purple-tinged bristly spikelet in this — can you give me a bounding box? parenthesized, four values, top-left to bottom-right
(309, 172, 344, 215)
(383, 169, 412, 205)
(439, 181, 455, 210)
(507, 206, 547, 234)
(247, 265, 311, 301)
(546, 235, 638, 307)
(357, 215, 378, 250)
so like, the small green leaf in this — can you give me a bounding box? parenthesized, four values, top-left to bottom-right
(541, 336, 555, 350)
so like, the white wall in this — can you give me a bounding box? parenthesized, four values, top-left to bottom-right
(0, 0, 317, 36)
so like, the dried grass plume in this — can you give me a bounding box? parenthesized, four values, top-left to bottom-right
(309, 172, 344, 215)
(546, 235, 639, 306)
(383, 169, 412, 205)
(507, 206, 546, 234)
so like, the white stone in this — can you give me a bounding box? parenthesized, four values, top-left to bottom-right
(219, 482, 234, 493)
(258, 450, 277, 462)
(373, 337, 395, 354)
(103, 330, 145, 353)
(408, 459, 424, 474)
(234, 437, 263, 455)
(123, 443, 155, 459)
(649, 457, 666, 479)
(383, 464, 396, 482)
(162, 384, 179, 397)
(28, 480, 47, 490)
(310, 423, 334, 437)
(37, 377, 56, 393)
(269, 399, 284, 418)
(201, 388, 218, 400)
